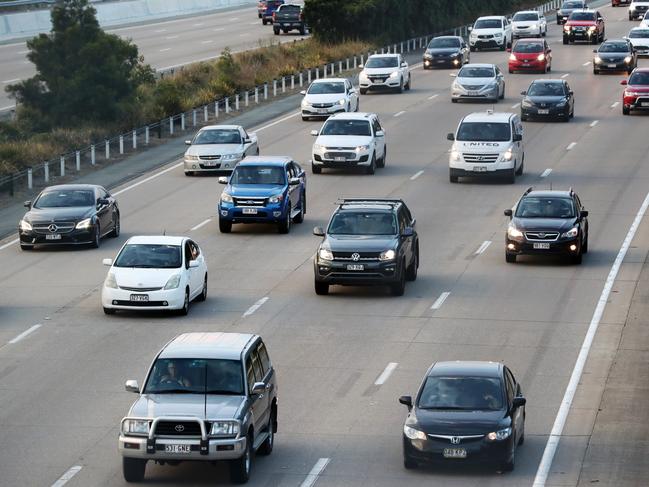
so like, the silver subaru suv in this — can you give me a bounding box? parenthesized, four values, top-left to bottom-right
(118, 332, 278, 484)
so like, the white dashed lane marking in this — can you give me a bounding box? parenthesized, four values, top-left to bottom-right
(431, 292, 451, 310)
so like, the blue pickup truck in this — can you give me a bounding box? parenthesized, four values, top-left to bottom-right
(261, 0, 284, 25)
(218, 157, 307, 234)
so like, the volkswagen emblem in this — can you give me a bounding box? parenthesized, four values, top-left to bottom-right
(174, 424, 185, 432)
(48, 224, 58, 233)
(450, 436, 461, 445)
(351, 253, 360, 261)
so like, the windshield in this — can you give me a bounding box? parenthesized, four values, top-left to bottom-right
(35, 189, 95, 208)
(513, 13, 539, 21)
(278, 4, 299, 12)
(457, 66, 495, 78)
(629, 30, 649, 38)
(456, 122, 511, 142)
(513, 42, 543, 53)
(418, 376, 504, 411)
(328, 212, 397, 235)
(365, 57, 398, 68)
(230, 165, 285, 185)
(321, 119, 371, 136)
(515, 197, 575, 218)
(308, 82, 345, 94)
(599, 42, 630, 52)
(144, 358, 244, 395)
(193, 129, 241, 145)
(114, 244, 182, 268)
(562, 1, 584, 8)
(527, 82, 565, 96)
(428, 37, 460, 48)
(569, 12, 596, 21)
(629, 71, 649, 84)
(474, 19, 502, 29)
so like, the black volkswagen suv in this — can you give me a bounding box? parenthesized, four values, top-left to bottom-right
(504, 188, 589, 264)
(313, 199, 419, 296)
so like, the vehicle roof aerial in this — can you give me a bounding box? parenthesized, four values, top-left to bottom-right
(237, 156, 292, 166)
(125, 235, 186, 246)
(429, 361, 502, 378)
(461, 111, 514, 123)
(160, 332, 257, 360)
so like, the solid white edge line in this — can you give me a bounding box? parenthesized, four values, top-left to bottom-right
(475, 240, 491, 255)
(431, 291, 451, 310)
(0, 238, 19, 251)
(254, 112, 301, 132)
(541, 168, 552, 178)
(533, 191, 649, 487)
(2, 78, 20, 84)
(566, 142, 577, 151)
(8, 324, 42, 344)
(374, 362, 398, 385)
(611, 101, 620, 108)
(112, 163, 183, 196)
(394, 110, 406, 117)
(51, 466, 83, 487)
(160, 48, 172, 52)
(242, 296, 269, 317)
(582, 61, 591, 66)
(0, 104, 16, 111)
(590, 120, 599, 127)
(561, 73, 569, 78)
(300, 458, 331, 487)
(190, 218, 211, 231)
(410, 170, 424, 180)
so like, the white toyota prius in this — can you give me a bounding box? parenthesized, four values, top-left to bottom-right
(101, 236, 208, 315)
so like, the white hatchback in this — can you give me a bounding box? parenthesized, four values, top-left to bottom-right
(300, 78, 359, 121)
(101, 236, 208, 316)
(512, 10, 547, 38)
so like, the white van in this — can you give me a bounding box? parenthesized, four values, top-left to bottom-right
(447, 111, 524, 184)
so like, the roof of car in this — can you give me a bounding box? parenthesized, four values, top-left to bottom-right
(429, 361, 503, 378)
(339, 203, 395, 212)
(41, 184, 101, 191)
(237, 156, 292, 166)
(311, 78, 346, 84)
(367, 53, 400, 58)
(160, 332, 257, 360)
(432, 35, 462, 39)
(198, 125, 242, 131)
(632, 67, 649, 73)
(337, 198, 403, 212)
(476, 16, 506, 20)
(125, 235, 186, 246)
(525, 190, 573, 198)
(461, 111, 515, 123)
(514, 10, 541, 14)
(515, 38, 544, 43)
(328, 112, 375, 121)
(461, 63, 496, 69)
(530, 78, 565, 84)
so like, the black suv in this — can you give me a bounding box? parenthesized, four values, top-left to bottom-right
(504, 188, 589, 264)
(313, 199, 419, 296)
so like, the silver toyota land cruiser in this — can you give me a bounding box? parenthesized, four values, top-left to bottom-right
(118, 332, 278, 484)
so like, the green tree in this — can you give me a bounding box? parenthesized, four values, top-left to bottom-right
(6, 0, 154, 128)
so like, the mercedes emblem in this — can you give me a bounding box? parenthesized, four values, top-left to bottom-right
(48, 224, 58, 233)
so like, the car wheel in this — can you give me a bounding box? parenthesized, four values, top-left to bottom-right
(582, 236, 589, 254)
(123, 457, 146, 482)
(278, 209, 291, 234)
(315, 280, 329, 295)
(499, 83, 505, 100)
(470, 46, 476, 52)
(355, 99, 360, 112)
(293, 193, 305, 223)
(509, 68, 514, 74)
(311, 163, 322, 174)
(91, 224, 101, 249)
(302, 116, 309, 121)
(570, 108, 574, 118)
(197, 274, 207, 302)
(406, 246, 418, 282)
(623, 106, 630, 115)
(20, 244, 33, 251)
(219, 218, 232, 233)
(405, 75, 411, 90)
(229, 433, 252, 484)
(548, 63, 551, 72)
(366, 154, 376, 175)
(516, 156, 524, 176)
(109, 212, 120, 238)
(404, 455, 417, 470)
(449, 173, 459, 183)
(262, 19, 267, 25)
(501, 444, 515, 472)
(360, 88, 367, 95)
(593, 68, 599, 75)
(506, 253, 517, 263)
(397, 80, 404, 93)
(518, 425, 525, 445)
(103, 307, 116, 315)
(390, 264, 406, 296)
(500, 43, 506, 51)
(563, 37, 568, 45)
(377, 146, 386, 168)
(177, 289, 190, 316)
(572, 250, 583, 265)
(299, 27, 306, 35)
(258, 407, 276, 456)
(451, 98, 458, 103)
(506, 167, 516, 184)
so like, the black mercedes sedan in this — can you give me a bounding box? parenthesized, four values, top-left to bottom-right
(593, 39, 637, 75)
(400, 361, 526, 472)
(520, 79, 574, 121)
(423, 36, 470, 69)
(18, 184, 120, 250)
(505, 188, 589, 264)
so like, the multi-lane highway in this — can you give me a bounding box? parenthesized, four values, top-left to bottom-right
(0, 3, 308, 110)
(1, 3, 648, 487)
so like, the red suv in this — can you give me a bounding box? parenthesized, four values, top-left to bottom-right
(612, 0, 631, 6)
(621, 68, 649, 115)
(508, 39, 552, 73)
(563, 10, 605, 44)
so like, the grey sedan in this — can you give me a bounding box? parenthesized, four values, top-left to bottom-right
(451, 63, 506, 103)
(184, 125, 259, 176)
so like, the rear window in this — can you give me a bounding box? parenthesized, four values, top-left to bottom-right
(513, 13, 539, 21)
(278, 4, 300, 11)
(456, 122, 511, 142)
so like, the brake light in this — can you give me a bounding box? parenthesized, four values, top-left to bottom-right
(272, 11, 276, 20)
(300, 11, 304, 21)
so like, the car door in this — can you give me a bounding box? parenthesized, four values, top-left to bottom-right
(398, 206, 415, 266)
(495, 66, 505, 96)
(544, 40, 552, 65)
(95, 187, 112, 234)
(564, 81, 574, 113)
(399, 55, 409, 83)
(461, 40, 469, 63)
(246, 349, 268, 435)
(183, 240, 198, 298)
(505, 367, 524, 441)
(346, 80, 357, 111)
(255, 341, 275, 426)
(188, 240, 205, 294)
(372, 117, 386, 159)
(285, 163, 299, 213)
(574, 193, 588, 242)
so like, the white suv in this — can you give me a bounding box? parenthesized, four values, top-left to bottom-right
(469, 16, 513, 51)
(447, 111, 524, 184)
(629, 0, 649, 20)
(359, 54, 411, 94)
(512, 10, 547, 38)
(310, 112, 386, 175)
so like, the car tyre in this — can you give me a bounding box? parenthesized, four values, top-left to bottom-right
(293, 193, 305, 223)
(103, 307, 116, 315)
(91, 224, 101, 248)
(405, 75, 411, 90)
(390, 265, 406, 296)
(499, 83, 505, 100)
(315, 280, 329, 295)
(516, 156, 524, 176)
(509, 68, 514, 74)
(572, 250, 583, 265)
(360, 88, 367, 95)
(20, 244, 33, 251)
(219, 219, 232, 233)
(451, 98, 458, 103)
(302, 116, 309, 121)
(506, 168, 516, 184)
(377, 146, 386, 168)
(185, 171, 194, 176)
(582, 235, 589, 254)
(563, 37, 569, 45)
(397, 80, 404, 93)
(449, 173, 459, 183)
(197, 274, 207, 302)
(470, 46, 476, 52)
(230, 433, 252, 484)
(311, 163, 322, 174)
(109, 212, 120, 238)
(123, 457, 146, 483)
(177, 289, 190, 316)
(502, 445, 515, 472)
(406, 247, 418, 282)
(404, 455, 417, 470)
(258, 407, 276, 456)
(366, 154, 376, 175)
(623, 106, 630, 115)
(506, 253, 517, 263)
(593, 68, 599, 75)
(278, 210, 291, 234)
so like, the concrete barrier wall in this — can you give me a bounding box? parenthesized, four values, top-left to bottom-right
(0, 0, 256, 42)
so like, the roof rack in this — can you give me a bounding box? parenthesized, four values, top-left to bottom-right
(337, 198, 403, 206)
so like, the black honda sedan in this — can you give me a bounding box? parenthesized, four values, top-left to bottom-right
(423, 36, 470, 69)
(18, 184, 120, 250)
(520, 79, 574, 121)
(399, 361, 526, 472)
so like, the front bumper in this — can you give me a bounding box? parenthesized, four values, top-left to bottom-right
(423, 57, 462, 69)
(513, 27, 540, 37)
(451, 86, 499, 101)
(314, 258, 400, 286)
(312, 150, 371, 168)
(521, 104, 569, 119)
(184, 158, 238, 174)
(509, 59, 546, 72)
(506, 236, 581, 257)
(469, 37, 506, 49)
(102, 286, 185, 311)
(218, 203, 287, 224)
(119, 434, 247, 461)
(301, 105, 346, 118)
(593, 60, 632, 72)
(563, 29, 597, 42)
(359, 77, 401, 91)
(403, 434, 512, 466)
(624, 95, 649, 111)
(18, 226, 96, 246)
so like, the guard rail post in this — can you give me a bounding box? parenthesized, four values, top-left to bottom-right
(119, 135, 124, 154)
(215, 101, 219, 118)
(44, 161, 49, 183)
(132, 130, 137, 149)
(245, 91, 249, 107)
(105, 139, 110, 159)
(192, 109, 197, 127)
(91, 144, 96, 165)
(273, 80, 277, 96)
(204, 105, 208, 122)
(235, 94, 240, 110)
(346, 58, 350, 71)
(316, 67, 319, 80)
(181, 113, 185, 131)
(281, 77, 286, 93)
(27, 168, 32, 189)
(60, 156, 65, 177)
(145, 126, 150, 145)
(169, 116, 174, 135)
(324, 64, 327, 77)
(354, 56, 358, 69)
(291, 75, 295, 90)
(75, 151, 80, 171)
(225, 97, 230, 113)
(299, 72, 303, 87)
(264, 83, 268, 100)
(255, 87, 259, 103)
(307, 69, 311, 84)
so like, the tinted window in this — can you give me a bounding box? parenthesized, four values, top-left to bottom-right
(599, 42, 630, 52)
(629, 29, 649, 38)
(562, 0, 585, 7)
(144, 358, 244, 395)
(513, 42, 543, 53)
(629, 71, 649, 85)
(277, 4, 299, 12)
(418, 376, 504, 411)
(428, 37, 461, 48)
(35, 189, 95, 208)
(515, 197, 576, 218)
(251, 352, 263, 382)
(527, 82, 566, 96)
(321, 119, 371, 136)
(569, 12, 596, 21)
(114, 244, 182, 268)
(513, 13, 539, 21)
(230, 165, 286, 185)
(457, 66, 495, 78)
(257, 343, 271, 375)
(246, 357, 255, 393)
(194, 129, 241, 145)
(474, 19, 503, 29)
(365, 57, 399, 68)
(328, 211, 397, 235)
(456, 122, 511, 142)
(308, 82, 345, 94)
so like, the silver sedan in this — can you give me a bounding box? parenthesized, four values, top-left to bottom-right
(184, 125, 259, 176)
(451, 63, 506, 103)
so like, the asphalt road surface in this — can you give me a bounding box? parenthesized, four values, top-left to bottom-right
(1, 4, 648, 487)
(0, 3, 308, 110)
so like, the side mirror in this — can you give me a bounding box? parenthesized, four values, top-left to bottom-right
(300, 90, 307, 96)
(218, 176, 229, 184)
(468, 26, 473, 32)
(547, 48, 552, 53)
(313, 226, 325, 237)
(251, 382, 266, 395)
(580, 210, 589, 218)
(450, 73, 457, 77)
(358, 63, 364, 68)
(288, 177, 301, 186)
(620, 79, 628, 86)
(401, 62, 408, 68)
(512, 396, 527, 408)
(447, 133, 455, 141)
(102, 258, 113, 266)
(513, 133, 523, 142)
(520, 91, 527, 96)
(592, 49, 597, 53)
(189, 260, 199, 268)
(125, 380, 140, 393)
(399, 395, 413, 410)
(23, 200, 31, 209)
(402, 227, 414, 237)
(184, 140, 192, 145)
(375, 130, 385, 137)
(97, 198, 109, 207)
(310, 129, 319, 136)
(243, 137, 251, 144)
(504, 209, 513, 217)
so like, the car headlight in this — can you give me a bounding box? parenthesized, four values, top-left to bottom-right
(556, 99, 567, 107)
(561, 226, 579, 238)
(313, 143, 324, 151)
(537, 53, 545, 61)
(508, 226, 524, 239)
(564, 25, 571, 32)
(424, 52, 433, 59)
(104, 272, 118, 289)
(221, 192, 233, 203)
(501, 149, 513, 162)
(75, 217, 92, 229)
(222, 153, 243, 161)
(452, 81, 463, 91)
(185, 154, 199, 161)
(450, 150, 461, 161)
(19, 219, 32, 231)
(594, 56, 602, 64)
(318, 247, 333, 261)
(389, 71, 400, 79)
(625, 56, 632, 63)
(494, 32, 503, 38)
(269, 194, 284, 204)
(359, 71, 368, 81)
(301, 99, 310, 107)
(588, 26, 596, 33)
(338, 99, 346, 106)
(355, 144, 370, 152)
(379, 249, 396, 261)
(403, 425, 427, 440)
(122, 419, 149, 436)
(521, 99, 533, 108)
(509, 54, 517, 61)
(210, 420, 240, 436)
(626, 90, 641, 96)
(486, 427, 511, 441)
(164, 274, 181, 290)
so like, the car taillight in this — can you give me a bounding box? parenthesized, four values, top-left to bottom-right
(300, 12, 304, 20)
(272, 12, 276, 20)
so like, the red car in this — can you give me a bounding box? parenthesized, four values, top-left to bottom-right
(563, 10, 605, 45)
(621, 68, 649, 115)
(612, 0, 631, 6)
(508, 39, 552, 73)
(257, 1, 267, 18)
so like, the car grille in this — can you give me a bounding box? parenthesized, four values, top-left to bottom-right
(462, 85, 484, 91)
(478, 35, 494, 39)
(119, 286, 163, 292)
(233, 197, 267, 207)
(463, 153, 499, 163)
(311, 102, 334, 108)
(525, 231, 559, 241)
(32, 221, 76, 234)
(636, 5, 648, 11)
(427, 434, 485, 444)
(112, 300, 167, 307)
(154, 421, 202, 437)
(324, 152, 355, 160)
(332, 251, 382, 261)
(199, 155, 221, 160)
(368, 75, 389, 83)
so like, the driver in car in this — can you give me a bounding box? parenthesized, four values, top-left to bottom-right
(159, 361, 191, 387)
